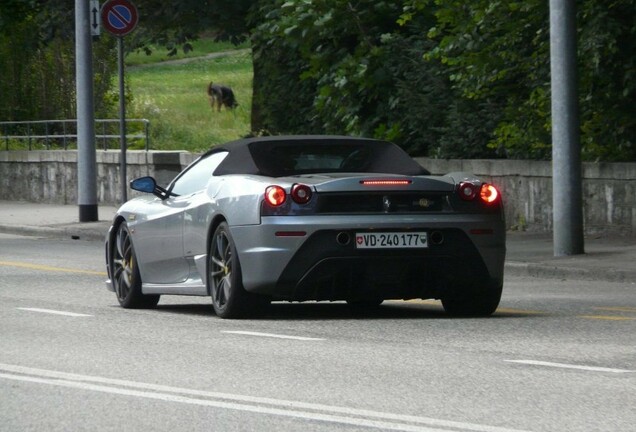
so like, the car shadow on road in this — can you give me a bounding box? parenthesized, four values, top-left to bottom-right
(152, 300, 538, 320)
(152, 301, 446, 319)
(266, 301, 447, 320)
(264, 302, 541, 320)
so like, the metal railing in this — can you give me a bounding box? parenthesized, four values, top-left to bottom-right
(0, 119, 150, 151)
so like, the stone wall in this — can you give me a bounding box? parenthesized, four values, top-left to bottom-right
(0, 150, 190, 205)
(416, 158, 636, 237)
(0, 150, 634, 236)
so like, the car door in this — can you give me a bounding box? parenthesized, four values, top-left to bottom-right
(181, 152, 229, 259)
(132, 195, 191, 285)
(132, 152, 228, 285)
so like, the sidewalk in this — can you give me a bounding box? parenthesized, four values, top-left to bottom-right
(1, 200, 634, 283)
(0, 201, 116, 242)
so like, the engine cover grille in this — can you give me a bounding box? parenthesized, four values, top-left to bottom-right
(316, 192, 447, 214)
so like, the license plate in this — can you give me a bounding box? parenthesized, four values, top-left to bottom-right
(355, 232, 428, 249)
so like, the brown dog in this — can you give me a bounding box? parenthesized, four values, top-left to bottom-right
(207, 82, 238, 112)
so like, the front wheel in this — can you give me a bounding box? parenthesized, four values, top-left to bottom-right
(208, 222, 268, 319)
(441, 282, 502, 317)
(111, 222, 160, 309)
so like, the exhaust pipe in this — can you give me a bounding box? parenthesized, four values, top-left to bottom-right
(336, 232, 351, 246)
(430, 230, 444, 245)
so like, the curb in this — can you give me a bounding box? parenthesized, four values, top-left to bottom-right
(0, 224, 109, 242)
(505, 261, 636, 283)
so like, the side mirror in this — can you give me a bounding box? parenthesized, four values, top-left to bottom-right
(130, 176, 171, 199)
(130, 176, 157, 193)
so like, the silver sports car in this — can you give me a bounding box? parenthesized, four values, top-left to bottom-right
(105, 135, 505, 318)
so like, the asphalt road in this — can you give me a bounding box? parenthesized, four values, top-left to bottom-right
(1, 233, 635, 432)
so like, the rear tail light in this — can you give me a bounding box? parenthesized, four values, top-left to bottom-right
(458, 182, 500, 204)
(458, 182, 478, 201)
(265, 186, 286, 207)
(291, 184, 312, 204)
(480, 184, 499, 204)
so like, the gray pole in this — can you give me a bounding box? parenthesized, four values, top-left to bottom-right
(549, 0, 584, 256)
(117, 37, 128, 203)
(75, 0, 98, 222)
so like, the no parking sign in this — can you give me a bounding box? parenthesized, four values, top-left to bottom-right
(101, 0, 139, 37)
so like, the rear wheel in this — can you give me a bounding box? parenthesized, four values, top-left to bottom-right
(209, 222, 268, 319)
(111, 222, 160, 309)
(441, 282, 502, 317)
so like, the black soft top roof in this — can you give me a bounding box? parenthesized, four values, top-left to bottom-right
(207, 135, 429, 177)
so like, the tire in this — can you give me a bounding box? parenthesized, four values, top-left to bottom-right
(111, 222, 160, 309)
(441, 282, 502, 317)
(208, 222, 269, 319)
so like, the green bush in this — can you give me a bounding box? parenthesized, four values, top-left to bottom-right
(0, 5, 118, 124)
(250, 0, 636, 161)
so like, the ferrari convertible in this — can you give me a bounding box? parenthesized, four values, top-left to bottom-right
(105, 135, 506, 318)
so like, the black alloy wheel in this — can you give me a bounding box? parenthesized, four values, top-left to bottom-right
(209, 222, 268, 319)
(111, 222, 160, 308)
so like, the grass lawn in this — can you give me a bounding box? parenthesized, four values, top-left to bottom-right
(126, 44, 253, 152)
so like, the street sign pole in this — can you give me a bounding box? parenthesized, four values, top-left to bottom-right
(117, 36, 127, 202)
(101, 0, 139, 204)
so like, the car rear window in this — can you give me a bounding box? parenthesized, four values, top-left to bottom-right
(247, 140, 427, 177)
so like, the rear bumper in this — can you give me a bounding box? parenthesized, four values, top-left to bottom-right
(231, 214, 505, 300)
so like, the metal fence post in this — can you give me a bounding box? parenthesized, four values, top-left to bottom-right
(102, 120, 107, 150)
(145, 119, 150, 151)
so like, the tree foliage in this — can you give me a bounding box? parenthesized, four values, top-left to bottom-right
(1, 0, 634, 161)
(0, 0, 118, 122)
(126, 0, 253, 55)
(403, 0, 636, 160)
(251, 0, 635, 161)
(251, 0, 456, 155)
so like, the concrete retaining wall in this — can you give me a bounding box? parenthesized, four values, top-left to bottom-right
(416, 158, 636, 237)
(0, 150, 193, 205)
(0, 150, 634, 236)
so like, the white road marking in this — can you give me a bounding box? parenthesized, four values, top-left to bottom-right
(221, 330, 325, 341)
(0, 363, 532, 432)
(504, 359, 634, 374)
(17, 308, 92, 317)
